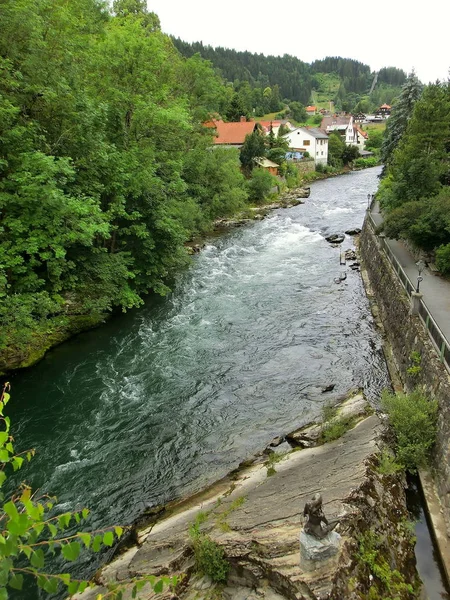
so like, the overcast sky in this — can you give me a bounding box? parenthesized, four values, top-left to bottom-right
(148, 0, 449, 85)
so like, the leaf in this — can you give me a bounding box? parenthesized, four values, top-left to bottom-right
(62, 541, 81, 562)
(60, 573, 71, 585)
(0, 450, 10, 462)
(9, 573, 24, 591)
(78, 581, 88, 593)
(44, 577, 59, 594)
(114, 526, 123, 539)
(92, 534, 103, 552)
(68, 581, 80, 595)
(31, 549, 45, 569)
(79, 533, 91, 549)
(12, 457, 24, 471)
(81, 508, 90, 519)
(3, 501, 18, 520)
(0, 472, 6, 488)
(153, 579, 164, 593)
(0, 433, 8, 445)
(102, 531, 114, 547)
(58, 513, 71, 530)
(47, 523, 57, 537)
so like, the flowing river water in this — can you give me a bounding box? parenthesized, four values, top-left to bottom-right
(9, 166, 446, 598)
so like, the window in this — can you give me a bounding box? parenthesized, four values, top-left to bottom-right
(303, 140, 310, 146)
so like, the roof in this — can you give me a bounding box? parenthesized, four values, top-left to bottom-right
(258, 120, 281, 128)
(254, 158, 279, 168)
(284, 127, 328, 140)
(355, 125, 368, 139)
(321, 115, 352, 129)
(306, 105, 317, 111)
(207, 120, 259, 145)
(379, 104, 391, 109)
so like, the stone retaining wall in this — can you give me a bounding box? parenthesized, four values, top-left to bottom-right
(360, 219, 450, 533)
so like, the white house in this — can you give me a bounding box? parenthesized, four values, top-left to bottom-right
(321, 115, 367, 152)
(283, 127, 328, 165)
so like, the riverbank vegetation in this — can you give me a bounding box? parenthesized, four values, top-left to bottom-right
(377, 73, 450, 273)
(0, 0, 305, 371)
(381, 388, 438, 473)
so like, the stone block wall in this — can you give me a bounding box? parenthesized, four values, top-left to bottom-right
(360, 219, 450, 532)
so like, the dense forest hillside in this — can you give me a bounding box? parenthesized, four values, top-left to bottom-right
(172, 39, 407, 113)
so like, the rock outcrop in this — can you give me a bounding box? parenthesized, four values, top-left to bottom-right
(77, 394, 420, 600)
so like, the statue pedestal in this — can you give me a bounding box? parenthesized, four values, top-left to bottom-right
(300, 529, 341, 563)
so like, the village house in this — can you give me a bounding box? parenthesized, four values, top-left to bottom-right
(204, 118, 261, 148)
(320, 114, 367, 152)
(283, 127, 328, 165)
(305, 105, 317, 116)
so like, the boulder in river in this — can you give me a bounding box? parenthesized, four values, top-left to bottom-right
(345, 228, 361, 236)
(325, 234, 345, 244)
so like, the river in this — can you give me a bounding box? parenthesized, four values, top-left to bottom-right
(10, 166, 393, 589)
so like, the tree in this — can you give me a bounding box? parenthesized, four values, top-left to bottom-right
(327, 132, 345, 167)
(225, 93, 247, 121)
(342, 144, 360, 165)
(380, 71, 423, 169)
(239, 128, 266, 173)
(288, 101, 307, 123)
(0, 384, 175, 598)
(247, 169, 275, 204)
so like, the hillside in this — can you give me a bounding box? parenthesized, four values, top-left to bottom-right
(172, 39, 407, 114)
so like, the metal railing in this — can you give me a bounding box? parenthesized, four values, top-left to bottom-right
(365, 213, 450, 373)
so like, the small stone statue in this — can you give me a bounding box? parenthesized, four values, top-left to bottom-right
(303, 493, 339, 540)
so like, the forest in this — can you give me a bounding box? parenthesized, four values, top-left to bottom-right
(172, 40, 407, 114)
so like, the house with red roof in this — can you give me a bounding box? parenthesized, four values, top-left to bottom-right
(204, 118, 261, 148)
(306, 105, 317, 115)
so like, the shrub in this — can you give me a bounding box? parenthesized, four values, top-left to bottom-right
(247, 168, 276, 204)
(436, 243, 450, 275)
(381, 389, 438, 472)
(191, 535, 229, 583)
(376, 449, 403, 475)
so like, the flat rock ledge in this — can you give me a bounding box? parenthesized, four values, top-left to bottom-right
(77, 394, 420, 600)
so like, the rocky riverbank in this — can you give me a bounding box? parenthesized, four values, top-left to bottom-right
(77, 392, 422, 600)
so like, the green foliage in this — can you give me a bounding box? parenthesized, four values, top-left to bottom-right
(239, 129, 266, 173)
(381, 188, 450, 252)
(189, 524, 229, 584)
(375, 449, 403, 475)
(247, 169, 276, 204)
(327, 131, 345, 167)
(355, 531, 416, 599)
(380, 71, 423, 169)
(406, 351, 422, 378)
(0, 384, 173, 598)
(0, 0, 252, 363)
(436, 243, 450, 275)
(264, 451, 285, 477)
(354, 157, 379, 169)
(381, 389, 438, 472)
(288, 101, 307, 123)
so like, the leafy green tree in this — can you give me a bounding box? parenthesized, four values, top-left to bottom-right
(288, 101, 307, 123)
(239, 128, 266, 173)
(327, 131, 345, 167)
(342, 144, 360, 165)
(247, 169, 276, 204)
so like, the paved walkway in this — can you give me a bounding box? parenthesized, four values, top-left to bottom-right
(370, 201, 450, 343)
